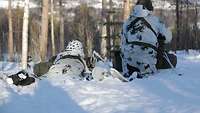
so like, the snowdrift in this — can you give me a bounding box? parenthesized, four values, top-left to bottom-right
(0, 50, 200, 113)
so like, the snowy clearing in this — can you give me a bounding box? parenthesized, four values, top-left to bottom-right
(0, 50, 200, 113)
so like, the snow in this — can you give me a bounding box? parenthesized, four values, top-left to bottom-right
(0, 0, 37, 9)
(0, 0, 173, 10)
(0, 80, 87, 113)
(1, 0, 199, 11)
(152, 0, 175, 10)
(1, 50, 200, 113)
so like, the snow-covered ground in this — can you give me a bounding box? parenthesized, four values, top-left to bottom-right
(0, 50, 200, 113)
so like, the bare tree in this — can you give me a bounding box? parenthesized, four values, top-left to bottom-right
(0, 34, 1, 60)
(14, 7, 23, 56)
(185, 0, 190, 52)
(107, 0, 114, 59)
(194, 0, 199, 49)
(175, 0, 180, 51)
(72, 4, 96, 58)
(123, 0, 130, 20)
(100, 0, 108, 58)
(59, 0, 64, 51)
(8, 0, 14, 61)
(40, 0, 49, 61)
(51, 0, 56, 56)
(21, 0, 30, 69)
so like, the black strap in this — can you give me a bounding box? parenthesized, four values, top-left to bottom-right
(126, 39, 158, 52)
(127, 17, 157, 37)
(58, 55, 81, 61)
(127, 17, 142, 32)
(125, 17, 158, 52)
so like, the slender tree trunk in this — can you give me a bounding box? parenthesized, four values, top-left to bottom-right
(159, 0, 165, 20)
(16, 7, 22, 56)
(51, 0, 56, 56)
(21, 0, 30, 70)
(8, 0, 14, 61)
(40, 0, 49, 61)
(101, 0, 106, 56)
(123, 0, 130, 20)
(0, 33, 2, 60)
(185, 0, 189, 52)
(107, 0, 113, 59)
(175, 0, 180, 51)
(101, 0, 107, 58)
(59, 0, 64, 51)
(194, 1, 198, 49)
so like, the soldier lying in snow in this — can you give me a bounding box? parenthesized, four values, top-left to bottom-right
(5, 40, 92, 86)
(34, 40, 92, 80)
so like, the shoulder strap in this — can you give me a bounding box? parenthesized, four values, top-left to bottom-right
(127, 17, 142, 32)
(140, 17, 157, 37)
(125, 40, 158, 52)
(125, 17, 159, 52)
(127, 17, 157, 37)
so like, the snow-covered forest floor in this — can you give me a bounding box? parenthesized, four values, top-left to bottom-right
(0, 50, 200, 113)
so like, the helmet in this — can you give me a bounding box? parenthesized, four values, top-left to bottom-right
(136, 0, 153, 11)
(65, 40, 85, 57)
(132, 5, 150, 17)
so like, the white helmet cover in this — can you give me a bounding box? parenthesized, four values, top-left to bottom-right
(65, 40, 85, 57)
(132, 5, 150, 17)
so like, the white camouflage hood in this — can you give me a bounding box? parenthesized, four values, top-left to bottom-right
(132, 5, 151, 17)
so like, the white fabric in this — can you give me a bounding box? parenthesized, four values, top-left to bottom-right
(64, 40, 85, 57)
(49, 58, 85, 79)
(50, 40, 89, 79)
(18, 73, 27, 79)
(132, 5, 150, 17)
(54, 40, 85, 64)
(6, 78, 13, 85)
(121, 5, 172, 75)
(127, 5, 172, 44)
(92, 61, 110, 81)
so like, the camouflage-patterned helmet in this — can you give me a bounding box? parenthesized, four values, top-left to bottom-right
(65, 40, 85, 57)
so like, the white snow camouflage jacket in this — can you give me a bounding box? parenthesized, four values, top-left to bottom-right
(121, 5, 172, 48)
(121, 5, 172, 75)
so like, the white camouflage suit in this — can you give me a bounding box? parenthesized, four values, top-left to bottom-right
(121, 5, 172, 77)
(48, 40, 91, 80)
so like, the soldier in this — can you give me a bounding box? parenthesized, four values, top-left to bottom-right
(121, 0, 176, 81)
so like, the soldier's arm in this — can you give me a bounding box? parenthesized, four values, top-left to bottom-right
(158, 19, 172, 44)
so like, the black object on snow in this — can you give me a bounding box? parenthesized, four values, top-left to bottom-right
(8, 70, 35, 86)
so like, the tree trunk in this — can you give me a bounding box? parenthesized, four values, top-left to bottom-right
(21, 0, 30, 70)
(51, 0, 56, 56)
(40, 0, 49, 61)
(107, 0, 113, 59)
(175, 0, 180, 51)
(16, 7, 22, 56)
(100, 0, 107, 58)
(194, 1, 198, 49)
(59, 0, 64, 51)
(185, 0, 189, 52)
(123, 0, 130, 20)
(8, 0, 14, 61)
(0, 33, 1, 60)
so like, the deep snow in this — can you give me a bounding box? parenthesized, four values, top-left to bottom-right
(0, 50, 200, 113)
